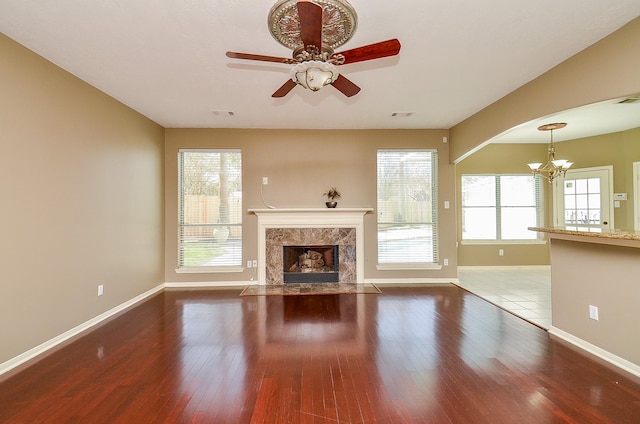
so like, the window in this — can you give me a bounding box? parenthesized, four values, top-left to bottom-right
(377, 150, 438, 266)
(562, 177, 601, 225)
(178, 149, 242, 270)
(461, 175, 542, 241)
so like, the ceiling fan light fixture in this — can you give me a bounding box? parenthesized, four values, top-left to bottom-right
(226, 0, 400, 98)
(290, 60, 339, 91)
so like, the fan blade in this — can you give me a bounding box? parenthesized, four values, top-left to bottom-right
(226, 51, 294, 64)
(333, 39, 401, 64)
(331, 75, 361, 97)
(272, 80, 298, 98)
(297, 0, 323, 49)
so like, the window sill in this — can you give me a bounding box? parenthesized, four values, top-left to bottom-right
(460, 240, 547, 245)
(376, 263, 443, 271)
(175, 266, 244, 274)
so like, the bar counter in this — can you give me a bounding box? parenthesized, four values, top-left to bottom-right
(528, 226, 640, 378)
(528, 226, 640, 247)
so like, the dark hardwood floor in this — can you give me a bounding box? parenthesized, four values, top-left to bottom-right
(1, 285, 639, 423)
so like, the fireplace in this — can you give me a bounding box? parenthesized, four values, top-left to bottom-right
(283, 245, 339, 283)
(249, 208, 372, 285)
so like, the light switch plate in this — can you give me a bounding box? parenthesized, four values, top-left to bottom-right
(589, 305, 599, 320)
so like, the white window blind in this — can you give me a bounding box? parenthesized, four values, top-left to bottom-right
(377, 149, 438, 265)
(461, 174, 542, 241)
(178, 149, 242, 269)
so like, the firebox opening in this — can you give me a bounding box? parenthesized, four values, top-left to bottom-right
(283, 245, 339, 283)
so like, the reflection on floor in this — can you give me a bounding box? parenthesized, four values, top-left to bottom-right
(457, 266, 551, 329)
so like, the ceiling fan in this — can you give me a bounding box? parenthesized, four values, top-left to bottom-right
(225, 0, 401, 98)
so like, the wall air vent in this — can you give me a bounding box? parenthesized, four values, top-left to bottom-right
(616, 98, 640, 104)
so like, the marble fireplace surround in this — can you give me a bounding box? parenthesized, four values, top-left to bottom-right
(249, 208, 373, 285)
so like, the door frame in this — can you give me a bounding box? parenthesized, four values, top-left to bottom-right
(553, 165, 614, 230)
(634, 161, 640, 231)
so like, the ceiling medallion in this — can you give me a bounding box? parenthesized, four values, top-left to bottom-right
(268, 0, 358, 52)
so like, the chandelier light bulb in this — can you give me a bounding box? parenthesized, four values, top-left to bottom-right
(528, 162, 543, 171)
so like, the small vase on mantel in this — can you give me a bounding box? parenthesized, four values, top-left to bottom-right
(323, 187, 341, 208)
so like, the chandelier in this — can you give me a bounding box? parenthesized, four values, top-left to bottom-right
(527, 123, 572, 183)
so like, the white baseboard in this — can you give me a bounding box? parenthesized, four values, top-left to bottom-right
(164, 280, 252, 288)
(366, 278, 459, 286)
(457, 265, 550, 271)
(0, 284, 164, 378)
(549, 326, 640, 378)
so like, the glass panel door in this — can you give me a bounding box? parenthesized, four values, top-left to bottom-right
(553, 166, 613, 232)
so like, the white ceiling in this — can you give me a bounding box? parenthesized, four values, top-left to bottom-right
(490, 96, 640, 144)
(1, 0, 640, 142)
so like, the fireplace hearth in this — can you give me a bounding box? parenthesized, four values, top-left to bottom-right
(283, 245, 339, 283)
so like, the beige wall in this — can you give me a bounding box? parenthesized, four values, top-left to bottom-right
(550, 238, 640, 367)
(0, 34, 164, 364)
(560, 128, 640, 231)
(2, 7, 638, 376)
(456, 127, 640, 266)
(449, 16, 640, 373)
(165, 129, 457, 283)
(451, 16, 640, 267)
(450, 17, 640, 164)
(456, 143, 551, 266)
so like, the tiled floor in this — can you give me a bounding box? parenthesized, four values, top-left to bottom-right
(457, 266, 551, 329)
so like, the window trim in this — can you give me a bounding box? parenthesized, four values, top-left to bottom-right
(460, 240, 547, 246)
(175, 265, 243, 274)
(376, 149, 439, 269)
(461, 173, 543, 242)
(177, 148, 243, 273)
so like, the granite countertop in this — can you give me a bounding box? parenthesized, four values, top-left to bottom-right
(529, 226, 640, 242)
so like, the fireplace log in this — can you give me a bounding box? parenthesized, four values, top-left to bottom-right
(299, 250, 325, 270)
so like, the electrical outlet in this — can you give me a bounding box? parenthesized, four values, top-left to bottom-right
(252, 260, 257, 268)
(262, 177, 268, 185)
(247, 260, 252, 268)
(443, 258, 449, 266)
(499, 249, 504, 256)
(589, 305, 599, 321)
(98, 284, 104, 296)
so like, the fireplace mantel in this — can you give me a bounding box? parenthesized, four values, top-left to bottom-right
(249, 208, 373, 285)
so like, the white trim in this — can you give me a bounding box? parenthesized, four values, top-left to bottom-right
(553, 165, 614, 230)
(0, 284, 164, 377)
(174, 266, 244, 274)
(549, 326, 640, 378)
(457, 265, 551, 271)
(460, 240, 547, 245)
(178, 148, 241, 153)
(249, 208, 372, 285)
(634, 161, 640, 231)
(164, 280, 251, 288)
(376, 263, 443, 271)
(366, 278, 458, 285)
